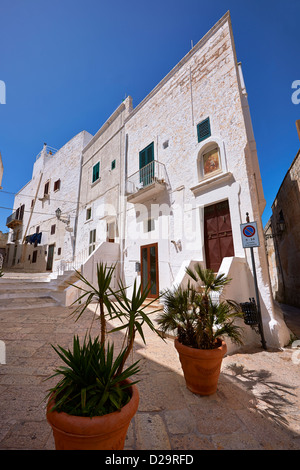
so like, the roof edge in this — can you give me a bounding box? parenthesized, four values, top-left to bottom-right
(125, 11, 231, 123)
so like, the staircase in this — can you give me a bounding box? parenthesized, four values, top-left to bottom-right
(0, 270, 80, 311)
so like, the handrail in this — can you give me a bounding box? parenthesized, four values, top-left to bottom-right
(126, 160, 169, 193)
(6, 210, 23, 226)
(36, 145, 58, 160)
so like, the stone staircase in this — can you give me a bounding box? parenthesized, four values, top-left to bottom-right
(0, 270, 80, 311)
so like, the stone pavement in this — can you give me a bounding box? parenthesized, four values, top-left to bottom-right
(0, 301, 300, 451)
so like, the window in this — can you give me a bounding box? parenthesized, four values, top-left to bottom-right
(44, 181, 49, 196)
(51, 224, 56, 235)
(92, 162, 100, 183)
(57, 247, 61, 256)
(86, 208, 92, 220)
(144, 218, 155, 232)
(19, 204, 25, 221)
(202, 147, 220, 176)
(197, 117, 211, 143)
(89, 229, 96, 255)
(54, 179, 61, 191)
(139, 142, 154, 170)
(111, 160, 116, 170)
(139, 142, 154, 186)
(32, 250, 37, 263)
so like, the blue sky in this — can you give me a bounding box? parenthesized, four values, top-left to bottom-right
(0, 0, 299, 233)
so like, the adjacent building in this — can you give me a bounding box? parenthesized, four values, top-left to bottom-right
(265, 121, 300, 308)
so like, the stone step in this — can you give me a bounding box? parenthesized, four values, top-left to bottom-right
(0, 296, 59, 311)
(0, 288, 55, 299)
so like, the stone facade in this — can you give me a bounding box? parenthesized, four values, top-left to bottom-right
(73, 12, 290, 349)
(265, 139, 300, 308)
(6, 131, 92, 272)
(75, 98, 132, 268)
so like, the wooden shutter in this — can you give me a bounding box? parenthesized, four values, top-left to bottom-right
(92, 163, 100, 182)
(139, 142, 154, 169)
(44, 181, 49, 195)
(19, 204, 25, 221)
(197, 117, 211, 142)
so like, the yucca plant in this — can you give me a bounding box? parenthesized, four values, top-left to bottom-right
(70, 263, 116, 347)
(158, 264, 244, 349)
(46, 262, 163, 418)
(46, 335, 140, 417)
(110, 279, 164, 376)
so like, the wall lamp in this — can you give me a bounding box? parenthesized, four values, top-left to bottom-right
(265, 214, 286, 240)
(55, 207, 70, 225)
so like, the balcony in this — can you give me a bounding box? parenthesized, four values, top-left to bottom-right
(6, 209, 24, 229)
(126, 160, 169, 204)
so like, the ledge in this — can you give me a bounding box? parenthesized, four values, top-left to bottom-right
(190, 171, 233, 194)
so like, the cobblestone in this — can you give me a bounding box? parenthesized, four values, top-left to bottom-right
(0, 303, 299, 450)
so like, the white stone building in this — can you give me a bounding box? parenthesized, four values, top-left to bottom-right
(73, 12, 290, 350)
(5, 12, 290, 350)
(6, 131, 92, 273)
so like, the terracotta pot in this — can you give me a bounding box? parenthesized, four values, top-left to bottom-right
(174, 338, 227, 395)
(46, 380, 139, 450)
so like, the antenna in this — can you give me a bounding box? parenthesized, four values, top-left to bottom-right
(191, 40, 194, 49)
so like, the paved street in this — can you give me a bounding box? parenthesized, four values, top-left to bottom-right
(0, 301, 300, 450)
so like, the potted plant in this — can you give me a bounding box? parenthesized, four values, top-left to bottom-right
(157, 264, 244, 396)
(46, 263, 162, 450)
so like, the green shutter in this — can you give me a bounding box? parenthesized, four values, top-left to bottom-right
(92, 162, 100, 183)
(139, 149, 146, 170)
(197, 118, 211, 142)
(139, 142, 154, 169)
(139, 142, 154, 186)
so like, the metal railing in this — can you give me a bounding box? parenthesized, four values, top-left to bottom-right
(6, 210, 23, 227)
(126, 160, 169, 195)
(36, 145, 58, 160)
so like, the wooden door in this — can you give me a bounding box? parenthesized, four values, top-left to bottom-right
(46, 244, 55, 271)
(141, 243, 159, 298)
(204, 200, 234, 272)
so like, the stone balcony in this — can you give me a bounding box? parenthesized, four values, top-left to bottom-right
(126, 160, 169, 204)
(6, 209, 23, 229)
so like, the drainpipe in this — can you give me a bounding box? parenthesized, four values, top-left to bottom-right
(120, 133, 128, 283)
(73, 148, 84, 262)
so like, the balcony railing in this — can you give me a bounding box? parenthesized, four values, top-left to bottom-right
(6, 209, 24, 228)
(126, 160, 169, 202)
(36, 145, 58, 160)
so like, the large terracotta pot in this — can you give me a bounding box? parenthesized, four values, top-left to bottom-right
(174, 338, 227, 395)
(46, 380, 139, 450)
